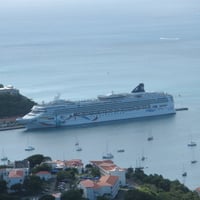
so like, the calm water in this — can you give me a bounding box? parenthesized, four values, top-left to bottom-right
(0, 0, 200, 190)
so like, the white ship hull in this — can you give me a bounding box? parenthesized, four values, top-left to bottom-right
(22, 105, 175, 130)
(17, 84, 176, 130)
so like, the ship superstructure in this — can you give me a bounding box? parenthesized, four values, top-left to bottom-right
(17, 83, 176, 129)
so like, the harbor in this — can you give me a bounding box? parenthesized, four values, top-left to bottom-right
(0, 117, 25, 131)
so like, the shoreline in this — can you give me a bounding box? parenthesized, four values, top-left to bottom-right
(0, 125, 25, 131)
(0, 116, 25, 131)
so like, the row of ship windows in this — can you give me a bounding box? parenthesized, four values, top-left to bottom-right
(79, 98, 168, 108)
(55, 105, 149, 115)
(32, 103, 168, 116)
(54, 104, 167, 116)
(56, 101, 166, 114)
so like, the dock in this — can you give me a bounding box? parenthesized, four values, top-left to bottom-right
(175, 107, 188, 111)
(0, 117, 25, 131)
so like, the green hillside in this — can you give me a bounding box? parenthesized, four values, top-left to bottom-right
(0, 92, 36, 118)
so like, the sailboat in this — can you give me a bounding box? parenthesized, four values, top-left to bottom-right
(135, 158, 144, 170)
(182, 171, 187, 177)
(102, 142, 114, 159)
(76, 145, 82, 151)
(187, 141, 197, 147)
(147, 130, 154, 141)
(1, 149, 8, 162)
(75, 136, 79, 146)
(187, 135, 197, 147)
(25, 146, 35, 151)
(102, 152, 114, 159)
(182, 164, 187, 177)
(117, 149, 125, 153)
(190, 148, 197, 164)
(75, 139, 82, 151)
(25, 135, 35, 151)
(140, 149, 147, 161)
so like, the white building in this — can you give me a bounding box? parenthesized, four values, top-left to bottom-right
(90, 160, 126, 186)
(79, 175, 120, 200)
(0, 85, 19, 95)
(7, 169, 25, 188)
(43, 159, 83, 174)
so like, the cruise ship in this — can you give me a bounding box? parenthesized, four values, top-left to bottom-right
(17, 83, 176, 130)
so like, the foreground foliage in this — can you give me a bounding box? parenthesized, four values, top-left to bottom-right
(125, 168, 200, 200)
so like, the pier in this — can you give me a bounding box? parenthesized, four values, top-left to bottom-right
(175, 107, 188, 111)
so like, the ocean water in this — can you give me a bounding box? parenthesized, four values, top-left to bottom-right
(0, 0, 200, 190)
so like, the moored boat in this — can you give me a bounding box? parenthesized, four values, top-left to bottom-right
(102, 153, 114, 159)
(25, 146, 35, 151)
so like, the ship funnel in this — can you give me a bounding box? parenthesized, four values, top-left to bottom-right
(131, 83, 145, 93)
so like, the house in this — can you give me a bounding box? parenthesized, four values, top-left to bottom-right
(7, 169, 25, 188)
(36, 171, 52, 181)
(90, 160, 126, 186)
(42, 160, 65, 173)
(43, 159, 83, 174)
(0, 85, 19, 95)
(79, 175, 120, 200)
(64, 159, 83, 174)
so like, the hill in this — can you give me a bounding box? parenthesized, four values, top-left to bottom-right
(0, 84, 36, 118)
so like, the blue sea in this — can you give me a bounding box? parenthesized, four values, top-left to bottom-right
(0, 0, 200, 190)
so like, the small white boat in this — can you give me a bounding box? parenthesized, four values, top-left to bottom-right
(191, 160, 197, 164)
(117, 149, 125, 153)
(75, 142, 79, 146)
(182, 172, 187, 177)
(1, 156, 8, 162)
(76, 146, 82, 151)
(188, 141, 197, 147)
(141, 156, 146, 161)
(102, 153, 114, 159)
(147, 136, 154, 141)
(25, 146, 35, 151)
(1, 149, 8, 162)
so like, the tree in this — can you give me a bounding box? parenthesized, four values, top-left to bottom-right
(97, 196, 110, 200)
(10, 183, 22, 193)
(125, 189, 158, 200)
(61, 189, 84, 200)
(26, 154, 48, 168)
(39, 195, 55, 200)
(0, 180, 7, 193)
(23, 175, 44, 195)
(57, 170, 76, 182)
(0, 194, 20, 200)
(32, 163, 52, 174)
(91, 167, 100, 177)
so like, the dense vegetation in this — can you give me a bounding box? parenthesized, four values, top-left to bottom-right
(125, 168, 200, 200)
(0, 92, 35, 118)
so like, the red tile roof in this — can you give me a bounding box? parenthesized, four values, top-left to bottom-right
(65, 159, 83, 167)
(8, 170, 24, 178)
(80, 175, 119, 189)
(90, 160, 125, 172)
(99, 175, 119, 186)
(36, 171, 50, 175)
(90, 160, 114, 166)
(80, 179, 100, 189)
